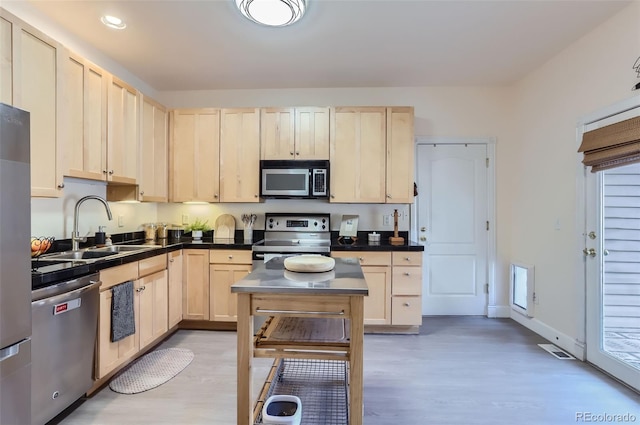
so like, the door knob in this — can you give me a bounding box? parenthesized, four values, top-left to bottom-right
(420, 227, 426, 232)
(588, 231, 596, 240)
(583, 248, 596, 257)
(420, 236, 426, 241)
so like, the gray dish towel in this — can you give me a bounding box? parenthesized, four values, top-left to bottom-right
(111, 281, 135, 342)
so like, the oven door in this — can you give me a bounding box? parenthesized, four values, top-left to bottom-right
(261, 168, 310, 197)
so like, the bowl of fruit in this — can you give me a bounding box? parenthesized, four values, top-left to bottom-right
(31, 237, 55, 258)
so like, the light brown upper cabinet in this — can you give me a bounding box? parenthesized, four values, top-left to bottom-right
(169, 108, 220, 202)
(330, 106, 415, 204)
(261, 107, 329, 160)
(139, 95, 168, 202)
(0, 16, 13, 105)
(220, 108, 260, 202)
(330, 107, 387, 203)
(5, 9, 64, 197)
(107, 76, 138, 184)
(62, 51, 108, 182)
(386, 107, 415, 203)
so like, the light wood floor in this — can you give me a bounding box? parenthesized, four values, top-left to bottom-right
(54, 317, 640, 425)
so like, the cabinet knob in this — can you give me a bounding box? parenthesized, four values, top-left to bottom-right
(404, 272, 410, 276)
(404, 257, 410, 261)
(295, 152, 299, 156)
(290, 151, 294, 156)
(254, 194, 258, 198)
(103, 170, 108, 174)
(387, 194, 392, 199)
(57, 183, 65, 189)
(403, 302, 410, 307)
(108, 170, 114, 175)
(140, 191, 144, 196)
(214, 194, 219, 199)
(170, 258, 174, 262)
(330, 194, 335, 199)
(228, 255, 233, 259)
(359, 257, 364, 262)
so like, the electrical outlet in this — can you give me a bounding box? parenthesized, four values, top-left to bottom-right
(182, 214, 189, 225)
(383, 214, 391, 226)
(118, 215, 124, 227)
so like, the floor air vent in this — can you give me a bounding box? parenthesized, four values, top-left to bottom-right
(538, 344, 575, 360)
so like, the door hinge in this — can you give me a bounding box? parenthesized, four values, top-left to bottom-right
(484, 283, 489, 294)
(486, 158, 489, 168)
(486, 221, 489, 231)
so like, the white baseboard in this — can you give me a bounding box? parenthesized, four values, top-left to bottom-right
(510, 312, 586, 360)
(487, 305, 510, 318)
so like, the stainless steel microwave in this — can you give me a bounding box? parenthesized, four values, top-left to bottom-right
(260, 160, 329, 199)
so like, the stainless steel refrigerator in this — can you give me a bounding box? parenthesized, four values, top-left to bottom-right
(0, 103, 32, 425)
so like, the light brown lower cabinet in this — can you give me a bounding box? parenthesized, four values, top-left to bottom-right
(331, 251, 392, 325)
(182, 249, 210, 320)
(168, 250, 183, 328)
(209, 250, 252, 322)
(391, 252, 423, 326)
(96, 254, 168, 379)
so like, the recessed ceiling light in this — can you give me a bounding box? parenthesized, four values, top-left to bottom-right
(235, 0, 306, 27)
(100, 15, 126, 30)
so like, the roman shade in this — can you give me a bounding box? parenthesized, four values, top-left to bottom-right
(578, 116, 640, 172)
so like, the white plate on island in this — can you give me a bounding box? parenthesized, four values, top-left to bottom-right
(284, 255, 335, 273)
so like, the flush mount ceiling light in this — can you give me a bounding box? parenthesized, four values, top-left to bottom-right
(235, 0, 306, 27)
(100, 15, 126, 30)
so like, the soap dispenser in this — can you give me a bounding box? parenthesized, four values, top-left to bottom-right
(95, 226, 106, 246)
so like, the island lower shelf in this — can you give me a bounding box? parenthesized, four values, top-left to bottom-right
(253, 358, 350, 425)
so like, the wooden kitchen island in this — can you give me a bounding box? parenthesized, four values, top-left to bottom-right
(231, 257, 368, 425)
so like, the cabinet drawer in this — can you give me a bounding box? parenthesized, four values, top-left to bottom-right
(392, 267, 422, 295)
(392, 252, 422, 266)
(100, 262, 138, 290)
(210, 250, 252, 264)
(332, 251, 391, 266)
(139, 254, 167, 277)
(392, 296, 422, 326)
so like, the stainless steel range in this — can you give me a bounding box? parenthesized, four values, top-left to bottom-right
(252, 213, 331, 265)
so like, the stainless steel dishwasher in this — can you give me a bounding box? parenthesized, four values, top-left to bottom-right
(31, 272, 100, 425)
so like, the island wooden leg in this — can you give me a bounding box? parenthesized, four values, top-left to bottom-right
(350, 295, 364, 425)
(237, 293, 253, 425)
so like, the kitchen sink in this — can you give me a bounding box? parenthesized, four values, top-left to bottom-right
(37, 245, 155, 263)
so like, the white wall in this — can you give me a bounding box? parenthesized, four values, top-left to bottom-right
(31, 178, 157, 240)
(509, 1, 640, 347)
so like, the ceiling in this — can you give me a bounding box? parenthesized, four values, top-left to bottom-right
(18, 0, 632, 91)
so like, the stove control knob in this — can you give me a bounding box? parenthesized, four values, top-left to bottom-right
(322, 225, 326, 230)
(314, 221, 318, 226)
(268, 224, 273, 229)
(269, 218, 273, 223)
(322, 218, 326, 223)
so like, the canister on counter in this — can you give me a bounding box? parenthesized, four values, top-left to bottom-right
(156, 222, 168, 239)
(144, 223, 157, 241)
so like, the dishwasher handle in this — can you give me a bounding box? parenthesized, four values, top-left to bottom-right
(32, 279, 101, 306)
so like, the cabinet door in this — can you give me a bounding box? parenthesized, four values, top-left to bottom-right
(138, 270, 168, 349)
(261, 107, 295, 160)
(107, 76, 138, 184)
(0, 16, 13, 105)
(386, 107, 414, 203)
(330, 107, 386, 203)
(182, 249, 210, 320)
(295, 107, 330, 160)
(139, 95, 168, 202)
(97, 289, 139, 379)
(63, 52, 108, 181)
(362, 266, 391, 325)
(170, 109, 220, 202)
(210, 264, 251, 322)
(15, 24, 64, 197)
(220, 108, 260, 202)
(168, 250, 183, 328)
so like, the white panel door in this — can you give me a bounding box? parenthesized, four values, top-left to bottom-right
(417, 144, 488, 315)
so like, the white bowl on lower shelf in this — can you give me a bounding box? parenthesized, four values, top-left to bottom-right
(262, 395, 302, 425)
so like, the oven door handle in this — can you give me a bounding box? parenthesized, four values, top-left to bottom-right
(254, 253, 264, 259)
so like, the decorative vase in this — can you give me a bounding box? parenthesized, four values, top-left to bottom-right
(192, 230, 203, 240)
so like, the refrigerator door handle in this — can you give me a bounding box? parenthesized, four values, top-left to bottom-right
(0, 340, 26, 362)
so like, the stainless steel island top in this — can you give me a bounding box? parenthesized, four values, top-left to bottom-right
(231, 257, 368, 295)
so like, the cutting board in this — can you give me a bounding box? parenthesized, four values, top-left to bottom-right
(214, 214, 235, 243)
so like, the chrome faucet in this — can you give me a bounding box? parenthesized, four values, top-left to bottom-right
(72, 195, 113, 251)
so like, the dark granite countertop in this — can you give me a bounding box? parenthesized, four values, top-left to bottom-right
(32, 230, 423, 289)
